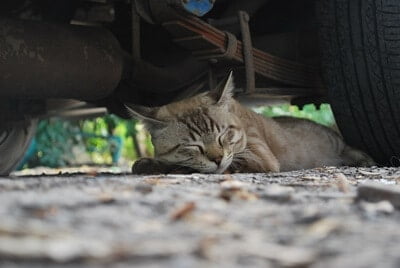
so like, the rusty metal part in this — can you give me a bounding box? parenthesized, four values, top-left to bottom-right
(0, 17, 123, 100)
(238, 10, 255, 93)
(162, 15, 322, 88)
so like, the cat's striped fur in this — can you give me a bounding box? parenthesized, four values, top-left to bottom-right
(127, 73, 374, 174)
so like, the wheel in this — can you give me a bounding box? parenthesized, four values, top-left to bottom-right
(0, 120, 37, 175)
(317, 0, 400, 166)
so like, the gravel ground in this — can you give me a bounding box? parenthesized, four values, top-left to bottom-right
(1, 166, 400, 267)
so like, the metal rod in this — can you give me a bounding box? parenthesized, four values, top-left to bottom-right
(131, 1, 141, 60)
(238, 10, 255, 94)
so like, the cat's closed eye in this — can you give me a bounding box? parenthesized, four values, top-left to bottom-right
(185, 144, 205, 154)
(219, 126, 239, 145)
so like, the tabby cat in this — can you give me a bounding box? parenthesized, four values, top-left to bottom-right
(126, 72, 374, 174)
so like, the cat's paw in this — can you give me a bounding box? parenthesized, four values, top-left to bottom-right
(342, 147, 376, 167)
(132, 158, 170, 174)
(132, 158, 196, 174)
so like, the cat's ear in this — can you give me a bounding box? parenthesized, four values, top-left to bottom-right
(124, 103, 167, 128)
(211, 71, 235, 106)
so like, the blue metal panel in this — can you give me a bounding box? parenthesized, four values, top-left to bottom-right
(182, 0, 214, 17)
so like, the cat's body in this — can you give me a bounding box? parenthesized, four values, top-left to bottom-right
(127, 73, 374, 174)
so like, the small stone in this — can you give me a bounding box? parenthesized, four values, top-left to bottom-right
(307, 218, 342, 239)
(295, 206, 323, 224)
(96, 193, 116, 204)
(357, 182, 400, 209)
(220, 179, 246, 190)
(335, 173, 350, 193)
(245, 243, 317, 267)
(31, 206, 58, 219)
(219, 188, 258, 201)
(134, 183, 153, 194)
(359, 200, 394, 216)
(219, 179, 258, 201)
(260, 185, 295, 202)
(193, 236, 218, 259)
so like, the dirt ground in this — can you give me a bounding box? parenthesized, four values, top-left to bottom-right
(1, 166, 400, 267)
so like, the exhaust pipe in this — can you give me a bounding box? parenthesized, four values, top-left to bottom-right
(0, 17, 123, 100)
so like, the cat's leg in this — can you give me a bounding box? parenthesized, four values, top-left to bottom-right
(340, 146, 375, 167)
(132, 158, 196, 174)
(234, 144, 280, 173)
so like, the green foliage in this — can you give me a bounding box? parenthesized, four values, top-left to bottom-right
(79, 115, 137, 163)
(26, 115, 153, 168)
(258, 103, 336, 127)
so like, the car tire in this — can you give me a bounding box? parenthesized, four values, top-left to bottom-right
(317, 0, 400, 166)
(0, 120, 37, 175)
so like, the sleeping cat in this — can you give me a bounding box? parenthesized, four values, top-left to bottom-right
(126, 72, 374, 174)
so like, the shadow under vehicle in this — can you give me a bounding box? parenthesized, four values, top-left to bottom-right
(1, 0, 399, 174)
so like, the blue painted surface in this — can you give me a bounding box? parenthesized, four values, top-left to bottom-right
(183, 0, 214, 16)
(17, 138, 37, 170)
(17, 134, 124, 170)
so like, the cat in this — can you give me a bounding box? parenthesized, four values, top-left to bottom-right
(126, 72, 374, 174)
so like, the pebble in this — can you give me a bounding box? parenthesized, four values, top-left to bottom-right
(357, 182, 400, 209)
(260, 184, 295, 202)
(335, 173, 350, 193)
(359, 200, 395, 216)
(134, 183, 153, 194)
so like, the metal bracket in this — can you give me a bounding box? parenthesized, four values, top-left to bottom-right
(238, 10, 255, 94)
(131, 1, 141, 60)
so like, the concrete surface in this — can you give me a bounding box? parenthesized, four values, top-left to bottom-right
(1, 166, 400, 267)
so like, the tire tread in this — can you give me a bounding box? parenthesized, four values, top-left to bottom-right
(317, 0, 400, 165)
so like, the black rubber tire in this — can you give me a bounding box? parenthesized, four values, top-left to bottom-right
(317, 0, 400, 166)
(0, 120, 37, 175)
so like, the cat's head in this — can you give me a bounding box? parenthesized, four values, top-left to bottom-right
(126, 72, 246, 173)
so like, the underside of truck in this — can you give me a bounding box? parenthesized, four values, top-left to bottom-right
(1, 0, 400, 174)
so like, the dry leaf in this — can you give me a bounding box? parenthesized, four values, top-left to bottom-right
(171, 202, 196, 221)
